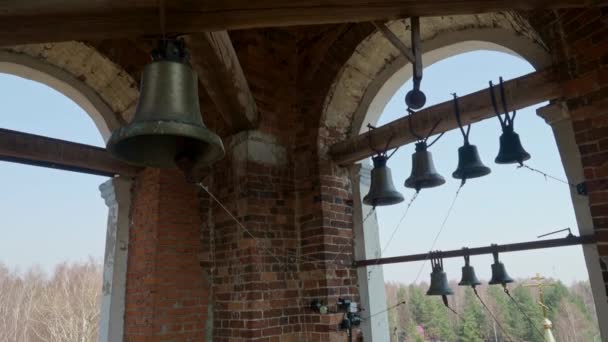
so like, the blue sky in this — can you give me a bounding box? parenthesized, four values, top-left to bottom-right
(0, 49, 589, 284)
(0, 73, 108, 273)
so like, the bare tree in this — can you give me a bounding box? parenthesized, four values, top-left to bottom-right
(0, 259, 102, 342)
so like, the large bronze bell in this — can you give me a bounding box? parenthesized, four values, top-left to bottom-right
(458, 252, 481, 288)
(488, 249, 514, 286)
(405, 142, 445, 192)
(453, 143, 491, 181)
(495, 127, 531, 165)
(426, 255, 454, 296)
(363, 155, 404, 207)
(107, 40, 225, 170)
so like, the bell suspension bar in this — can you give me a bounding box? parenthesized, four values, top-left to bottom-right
(354, 233, 596, 267)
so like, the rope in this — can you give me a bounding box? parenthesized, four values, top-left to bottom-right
(198, 183, 284, 265)
(412, 184, 464, 284)
(474, 288, 514, 342)
(504, 287, 545, 340)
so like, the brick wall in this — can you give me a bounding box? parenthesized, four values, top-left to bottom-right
(125, 168, 211, 341)
(529, 7, 608, 298)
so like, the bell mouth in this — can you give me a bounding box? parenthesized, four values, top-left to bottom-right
(362, 192, 404, 207)
(107, 120, 225, 168)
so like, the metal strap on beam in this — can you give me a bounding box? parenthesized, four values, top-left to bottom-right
(354, 234, 596, 267)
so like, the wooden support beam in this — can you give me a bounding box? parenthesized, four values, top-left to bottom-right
(0, 0, 603, 46)
(185, 32, 258, 131)
(0, 128, 140, 177)
(329, 68, 562, 165)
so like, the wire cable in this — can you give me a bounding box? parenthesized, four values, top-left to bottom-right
(474, 288, 514, 342)
(367, 192, 419, 280)
(412, 184, 464, 284)
(520, 164, 579, 189)
(504, 287, 545, 340)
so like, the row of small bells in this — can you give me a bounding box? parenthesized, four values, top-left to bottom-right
(427, 248, 514, 298)
(363, 94, 530, 208)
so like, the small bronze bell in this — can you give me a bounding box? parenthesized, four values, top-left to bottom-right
(426, 255, 454, 296)
(453, 143, 492, 180)
(495, 127, 531, 165)
(451, 95, 491, 182)
(363, 155, 404, 207)
(489, 78, 530, 166)
(488, 248, 514, 286)
(107, 40, 225, 171)
(458, 252, 481, 288)
(405, 142, 446, 192)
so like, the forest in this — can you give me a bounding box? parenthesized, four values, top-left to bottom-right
(0, 260, 601, 342)
(385, 280, 600, 341)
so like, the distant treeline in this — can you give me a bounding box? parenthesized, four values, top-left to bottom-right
(0, 259, 101, 342)
(385, 280, 600, 342)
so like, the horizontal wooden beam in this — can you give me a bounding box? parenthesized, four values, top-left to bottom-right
(329, 68, 563, 165)
(0, 0, 603, 46)
(185, 32, 258, 131)
(0, 128, 140, 177)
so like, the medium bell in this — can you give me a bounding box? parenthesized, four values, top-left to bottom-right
(488, 249, 514, 286)
(426, 255, 454, 296)
(363, 155, 404, 207)
(495, 127, 530, 165)
(453, 143, 491, 181)
(458, 253, 481, 288)
(107, 40, 225, 170)
(405, 142, 445, 192)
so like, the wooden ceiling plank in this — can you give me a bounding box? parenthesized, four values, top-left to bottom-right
(185, 32, 258, 131)
(0, 0, 603, 46)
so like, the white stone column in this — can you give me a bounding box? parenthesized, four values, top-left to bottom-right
(537, 103, 608, 340)
(98, 177, 132, 342)
(350, 163, 390, 342)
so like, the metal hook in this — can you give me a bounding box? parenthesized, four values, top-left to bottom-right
(407, 109, 424, 141)
(462, 247, 470, 265)
(489, 81, 507, 129)
(498, 77, 514, 126)
(367, 124, 383, 156)
(452, 93, 471, 143)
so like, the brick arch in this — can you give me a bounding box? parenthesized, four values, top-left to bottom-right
(0, 42, 139, 140)
(318, 12, 551, 157)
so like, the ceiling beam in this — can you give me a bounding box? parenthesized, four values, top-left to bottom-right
(0, 0, 603, 46)
(0, 128, 140, 177)
(329, 68, 563, 165)
(185, 32, 258, 131)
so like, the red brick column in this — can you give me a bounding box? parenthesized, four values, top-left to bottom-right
(124, 168, 211, 341)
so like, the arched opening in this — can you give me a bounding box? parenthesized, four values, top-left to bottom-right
(0, 46, 135, 341)
(371, 50, 599, 341)
(320, 14, 607, 341)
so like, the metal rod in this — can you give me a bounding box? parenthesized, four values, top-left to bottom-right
(354, 234, 596, 267)
(372, 21, 416, 63)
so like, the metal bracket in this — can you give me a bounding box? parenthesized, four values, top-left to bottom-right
(373, 17, 424, 107)
(576, 181, 588, 196)
(372, 21, 415, 64)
